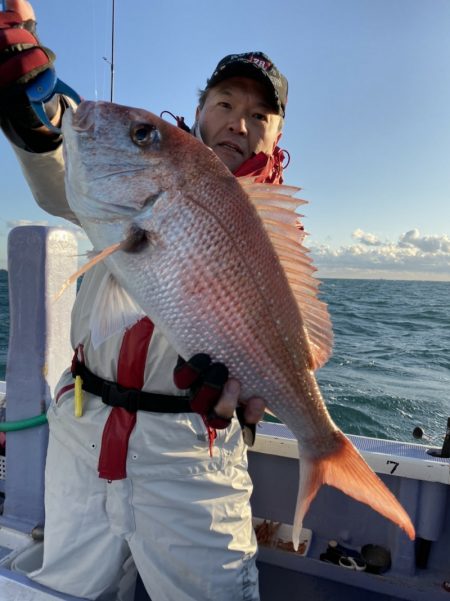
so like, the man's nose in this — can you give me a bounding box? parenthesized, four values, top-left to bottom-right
(228, 115, 248, 135)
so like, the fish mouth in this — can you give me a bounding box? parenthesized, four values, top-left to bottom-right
(72, 101, 97, 133)
(121, 224, 153, 253)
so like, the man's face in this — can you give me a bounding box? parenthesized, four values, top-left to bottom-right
(196, 76, 283, 173)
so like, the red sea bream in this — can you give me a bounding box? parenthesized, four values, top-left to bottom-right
(62, 100, 415, 548)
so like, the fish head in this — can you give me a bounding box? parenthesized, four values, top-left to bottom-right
(62, 100, 226, 249)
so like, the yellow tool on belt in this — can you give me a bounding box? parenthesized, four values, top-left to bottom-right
(74, 375, 84, 417)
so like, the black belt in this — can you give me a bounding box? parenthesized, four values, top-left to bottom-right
(72, 361, 193, 414)
(72, 361, 255, 445)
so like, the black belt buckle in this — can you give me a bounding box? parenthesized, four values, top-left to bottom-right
(102, 382, 140, 413)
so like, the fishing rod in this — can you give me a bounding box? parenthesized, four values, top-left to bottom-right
(111, 0, 115, 102)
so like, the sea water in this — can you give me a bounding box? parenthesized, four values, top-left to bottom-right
(0, 271, 449, 446)
(317, 278, 450, 446)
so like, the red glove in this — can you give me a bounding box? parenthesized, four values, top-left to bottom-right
(0, 1, 60, 136)
(0, 5, 55, 92)
(173, 354, 232, 429)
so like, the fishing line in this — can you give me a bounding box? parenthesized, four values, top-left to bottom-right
(100, 0, 111, 101)
(91, 0, 99, 100)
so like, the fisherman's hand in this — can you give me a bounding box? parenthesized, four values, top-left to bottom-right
(173, 354, 265, 443)
(0, 0, 60, 130)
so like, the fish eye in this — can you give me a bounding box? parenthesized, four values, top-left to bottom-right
(130, 122, 160, 147)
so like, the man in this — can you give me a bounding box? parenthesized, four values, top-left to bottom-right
(0, 2, 289, 599)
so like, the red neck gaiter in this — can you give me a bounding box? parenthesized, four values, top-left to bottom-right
(232, 146, 286, 184)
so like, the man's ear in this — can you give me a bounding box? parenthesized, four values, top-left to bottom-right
(195, 106, 201, 121)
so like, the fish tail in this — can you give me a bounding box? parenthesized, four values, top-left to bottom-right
(292, 431, 415, 549)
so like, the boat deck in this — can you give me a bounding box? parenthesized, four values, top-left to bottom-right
(249, 422, 450, 601)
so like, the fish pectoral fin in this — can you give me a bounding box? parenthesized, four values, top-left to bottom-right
(53, 242, 123, 302)
(293, 432, 415, 549)
(89, 272, 145, 349)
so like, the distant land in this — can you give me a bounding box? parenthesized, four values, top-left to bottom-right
(0, 269, 449, 284)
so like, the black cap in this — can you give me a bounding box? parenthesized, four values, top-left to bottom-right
(206, 52, 288, 117)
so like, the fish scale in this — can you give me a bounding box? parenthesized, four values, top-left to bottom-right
(62, 100, 415, 548)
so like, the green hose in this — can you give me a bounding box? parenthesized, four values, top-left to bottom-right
(0, 412, 276, 431)
(0, 414, 48, 432)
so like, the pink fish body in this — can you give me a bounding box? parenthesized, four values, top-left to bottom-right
(62, 101, 415, 547)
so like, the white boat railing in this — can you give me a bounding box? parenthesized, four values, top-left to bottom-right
(0, 226, 77, 532)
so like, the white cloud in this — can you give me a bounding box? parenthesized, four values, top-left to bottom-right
(398, 228, 450, 253)
(352, 228, 382, 246)
(310, 229, 450, 280)
(6, 219, 49, 228)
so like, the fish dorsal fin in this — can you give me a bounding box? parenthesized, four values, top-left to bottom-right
(240, 179, 333, 369)
(90, 272, 145, 349)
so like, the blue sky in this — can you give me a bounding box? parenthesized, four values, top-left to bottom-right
(1, 0, 450, 280)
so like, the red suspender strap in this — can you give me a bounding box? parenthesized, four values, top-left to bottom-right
(97, 317, 154, 480)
